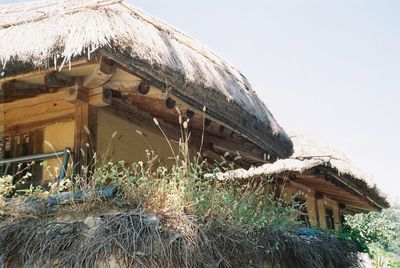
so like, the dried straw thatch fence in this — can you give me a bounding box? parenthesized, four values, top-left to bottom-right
(0, 211, 363, 268)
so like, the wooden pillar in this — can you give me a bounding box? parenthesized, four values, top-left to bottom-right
(317, 196, 328, 230)
(31, 129, 44, 185)
(74, 103, 89, 173)
(306, 195, 319, 227)
(88, 106, 98, 153)
(0, 103, 3, 162)
(333, 206, 341, 231)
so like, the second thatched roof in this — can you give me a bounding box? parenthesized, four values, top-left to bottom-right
(0, 0, 292, 158)
(211, 133, 389, 209)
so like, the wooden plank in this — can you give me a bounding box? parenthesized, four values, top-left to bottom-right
(2, 90, 75, 134)
(4, 114, 75, 136)
(2, 90, 65, 111)
(3, 100, 75, 133)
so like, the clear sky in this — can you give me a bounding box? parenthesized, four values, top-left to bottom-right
(2, 0, 400, 200)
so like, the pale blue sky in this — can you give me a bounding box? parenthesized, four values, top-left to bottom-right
(2, 0, 400, 200)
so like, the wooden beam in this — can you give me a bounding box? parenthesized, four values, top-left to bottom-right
(165, 97, 176, 109)
(186, 109, 195, 119)
(0, 58, 90, 84)
(64, 78, 86, 104)
(1, 80, 52, 103)
(107, 98, 181, 140)
(83, 56, 116, 88)
(210, 136, 265, 163)
(205, 118, 212, 127)
(138, 81, 150, 95)
(44, 71, 75, 88)
(288, 179, 315, 196)
(4, 114, 75, 136)
(65, 84, 111, 107)
(88, 88, 112, 107)
(105, 81, 165, 98)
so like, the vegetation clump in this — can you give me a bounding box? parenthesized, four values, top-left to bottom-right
(340, 206, 400, 267)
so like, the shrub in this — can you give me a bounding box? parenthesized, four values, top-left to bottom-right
(89, 153, 300, 232)
(341, 206, 400, 267)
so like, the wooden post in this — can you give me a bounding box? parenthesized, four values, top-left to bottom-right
(31, 129, 44, 185)
(88, 105, 98, 156)
(333, 206, 341, 231)
(73, 103, 89, 173)
(0, 103, 3, 163)
(306, 195, 319, 227)
(65, 79, 105, 175)
(317, 197, 328, 230)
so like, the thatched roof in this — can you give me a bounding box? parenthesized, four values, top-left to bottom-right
(0, 0, 293, 158)
(211, 133, 389, 209)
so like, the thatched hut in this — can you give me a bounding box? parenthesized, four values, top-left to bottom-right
(211, 133, 389, 230)
(0, 0, 292, 183)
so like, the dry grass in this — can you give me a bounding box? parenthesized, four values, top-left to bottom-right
(0, 211, 362, 268)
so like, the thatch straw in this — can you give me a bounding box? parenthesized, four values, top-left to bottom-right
(0, 0, 293, 158)
(0, 211, 362, 268)
(210, 133, 389, 208)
